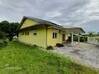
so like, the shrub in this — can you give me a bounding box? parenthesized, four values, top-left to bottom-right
(32, 44, 38, 48)
(0, 31, 6, 39)
(0, 40, 8, 48)
(80, 36, 88, 42)
(46, 46, 54, 50)
(56, 43, 64, 47)
(0, 40, 4, 47)
(3, 40, 8, 46)
(0, 32, 8, 48)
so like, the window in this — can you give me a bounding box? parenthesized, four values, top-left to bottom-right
(52, 32, 57, 39)
(32, 30, 37, 36)
(55, 33, 57, 38)
(21, 32, 24, 35)
(33, 33, 37, 35)
(25, 32, 29, 35)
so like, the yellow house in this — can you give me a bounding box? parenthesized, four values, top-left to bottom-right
(18, 16, 66, 48)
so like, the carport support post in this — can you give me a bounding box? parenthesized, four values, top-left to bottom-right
(78, 34, 80, 44)
(71, 32, 74, 46)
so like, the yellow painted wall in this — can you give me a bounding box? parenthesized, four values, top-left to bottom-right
(18, 18, 67, 48)
(18, 27, 66, 47)
(21, 19, 38, 29)
(18, 28, 47, 48)
(47, 28, 63, 46)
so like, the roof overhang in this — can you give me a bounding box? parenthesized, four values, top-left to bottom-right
(63, 27, 85, 34)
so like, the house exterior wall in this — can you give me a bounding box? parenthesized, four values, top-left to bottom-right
(18, 28, 65, 48)
(47, 28, 64, 46)
(18, 19, 47, 48)
(21, 19, 38, 29)
(18, 28, 47, 48)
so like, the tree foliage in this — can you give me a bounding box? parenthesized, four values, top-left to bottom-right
(0, 31, 6, 39)
(0, 20, 20, 41)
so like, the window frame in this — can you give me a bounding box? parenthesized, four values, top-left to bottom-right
(52, 32, 57, 39)
(25, 31, 29, 35)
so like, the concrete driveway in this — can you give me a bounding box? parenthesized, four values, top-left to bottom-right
(53, 43, 99, 69)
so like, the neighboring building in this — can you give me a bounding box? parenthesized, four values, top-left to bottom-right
(18, 16, 66, 48)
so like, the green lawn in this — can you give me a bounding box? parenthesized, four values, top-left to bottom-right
(0, 41, 98, 74)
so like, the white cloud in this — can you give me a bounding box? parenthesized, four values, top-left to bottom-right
(45, 11, 62, 18)
(0, 0, 98, 32)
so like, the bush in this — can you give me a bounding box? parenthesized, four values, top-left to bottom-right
(0, 31, 8, 48)
(80, 37, 87, 42)
(0, 40, 4, 47)
(46, 46, 54, 50)
(3, 40, 8, 46)
(0, 40, 8, 48)
(56, 43, 64, 47)
(0, 31, 6, 39)
(32, 44, 38, 48)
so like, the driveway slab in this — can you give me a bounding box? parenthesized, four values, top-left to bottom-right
(53, 43, 99, 69)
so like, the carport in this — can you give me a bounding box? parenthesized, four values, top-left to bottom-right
(62, 26, 85, 46)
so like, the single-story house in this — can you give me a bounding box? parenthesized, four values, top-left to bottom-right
(18, 16, 66, 48)
(18, 16, 85, 48)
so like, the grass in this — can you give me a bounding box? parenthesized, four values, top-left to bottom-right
(0, 41, 98, 74)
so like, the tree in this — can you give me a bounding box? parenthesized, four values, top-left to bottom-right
(0, 21, 20, 41)
(0, 31, 6, 39)
(0, 21, 9, 33)
(97, 32, 99, 36)
(7, 22, 20, 41)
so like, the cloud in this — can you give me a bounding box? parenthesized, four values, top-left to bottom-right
(0, 0, 98, 32)
(83, 20, 99, 32)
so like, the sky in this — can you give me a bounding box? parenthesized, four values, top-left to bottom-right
(0, 0, 99, 32)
